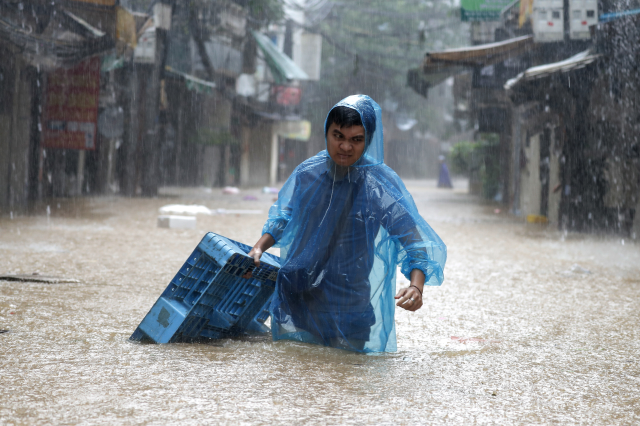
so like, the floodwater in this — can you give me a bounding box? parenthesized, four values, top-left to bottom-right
(1, 179, 639, 425)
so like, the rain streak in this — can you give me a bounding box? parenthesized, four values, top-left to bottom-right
(1, 0, 639, 424)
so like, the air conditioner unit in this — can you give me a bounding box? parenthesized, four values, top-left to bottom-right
(533, 0, 564, 42)
(569, 0, 598, 40)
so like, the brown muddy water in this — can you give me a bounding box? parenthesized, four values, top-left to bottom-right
(1, 180, 639, 425)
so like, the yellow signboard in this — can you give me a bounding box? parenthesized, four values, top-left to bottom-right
(519, 0, 534, 27)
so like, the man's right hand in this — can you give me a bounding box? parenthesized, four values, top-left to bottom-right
(242, 247, 263, 279)
(242, 234, 275, 279)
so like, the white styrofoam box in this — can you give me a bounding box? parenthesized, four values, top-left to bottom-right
(157, 215, 197, 229)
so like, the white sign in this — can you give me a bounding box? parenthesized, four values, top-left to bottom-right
(154, 3, 172, 30)
(134, 26, 156, 63)
(293, 32, 322, 81)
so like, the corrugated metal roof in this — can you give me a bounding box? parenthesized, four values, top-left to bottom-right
(504, 50, 600, 90)
(423, 35, 535, 72)
(408, 35, 535, 98)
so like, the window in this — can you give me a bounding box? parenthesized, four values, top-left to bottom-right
(586, 10, 595, 18)
(552, 11, 561, 19)
(572, 10, 581, 19)
(539, 10, 547, 19)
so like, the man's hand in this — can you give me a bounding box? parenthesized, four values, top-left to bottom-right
(395, 269, 425, 312)
(242, 233, 275, 279)
(395, 286, 423, 311)
(242, 247, 263, 279)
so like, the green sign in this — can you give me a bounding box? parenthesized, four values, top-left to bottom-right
(461, 0, 515, 21)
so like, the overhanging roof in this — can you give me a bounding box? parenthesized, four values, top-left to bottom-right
(408, 35, 536, 98)
(253, 31, 309, 84)
(423, 35, 535, 72)
(504, 49, 600, 91)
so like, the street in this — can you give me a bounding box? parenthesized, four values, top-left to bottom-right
(1, 179, 639, 425)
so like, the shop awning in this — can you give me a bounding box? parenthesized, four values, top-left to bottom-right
(253, 31, 309, 84)
(165, 66, 217, 94)
(423, 35, 535, 71)
(504, 49, 600, 91)
(408, 35, 535, 97)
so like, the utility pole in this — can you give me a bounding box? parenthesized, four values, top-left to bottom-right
(140, 0, 174, 197)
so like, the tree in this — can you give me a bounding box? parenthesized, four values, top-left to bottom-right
(302, 0, 469, 140)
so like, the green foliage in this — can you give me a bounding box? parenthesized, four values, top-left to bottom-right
(450, 134, 501, 199)
(191, 128, 238, 146)
(305, 0, 469, 141)
(246, 0, 284, 23)
(449, 141, 475, 175)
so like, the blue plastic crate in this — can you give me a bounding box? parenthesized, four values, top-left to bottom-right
(130, 232, 280, 343)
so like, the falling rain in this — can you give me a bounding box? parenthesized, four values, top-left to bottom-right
(1, 0, 639, 424)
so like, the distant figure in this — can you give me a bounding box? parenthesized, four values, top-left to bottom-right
(437, 155, 453, 188)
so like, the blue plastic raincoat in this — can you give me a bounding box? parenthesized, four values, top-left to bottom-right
(263, 95, 447, 353)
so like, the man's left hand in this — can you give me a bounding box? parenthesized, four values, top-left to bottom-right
(395, 286, 423, 312)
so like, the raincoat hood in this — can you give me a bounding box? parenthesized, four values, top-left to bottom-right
(324, 94, 384, 167)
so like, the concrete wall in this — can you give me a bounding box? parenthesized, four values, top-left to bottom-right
(0, 58, 32, 215)
(0, 114, 11, 211)
(240, 121, 272, 187)
(547, 127, 562, 225)
(520, 133, 541, 217)
(633, 198, 640, 240)
(201, 145, 221, 187)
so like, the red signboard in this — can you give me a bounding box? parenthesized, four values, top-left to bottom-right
(42, 57, 100, 150)
(272, 85, 302, 106)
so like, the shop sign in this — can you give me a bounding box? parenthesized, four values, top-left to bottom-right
(42, 57, 100, 150)
(134, 26, 156, 64)
(274, 120, 311, 141)
(272, 85, 302, 106)
(461, 0, 513, 21)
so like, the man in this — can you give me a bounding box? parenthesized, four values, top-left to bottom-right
(245, 95, 446, 352)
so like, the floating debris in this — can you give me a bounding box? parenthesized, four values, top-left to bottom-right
(215, 208, 263, 215)
(0, 273, 80, 284)
(158, 205, 262, 216)
(222, 186, 240, 194)
(159, 204, 213, 215)
(157, 215, 197, 229)
(569, 264, 591, 274)
(451, 336, 500, 344)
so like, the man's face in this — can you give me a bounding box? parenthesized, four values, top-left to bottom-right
(326, 122, 366, 167)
